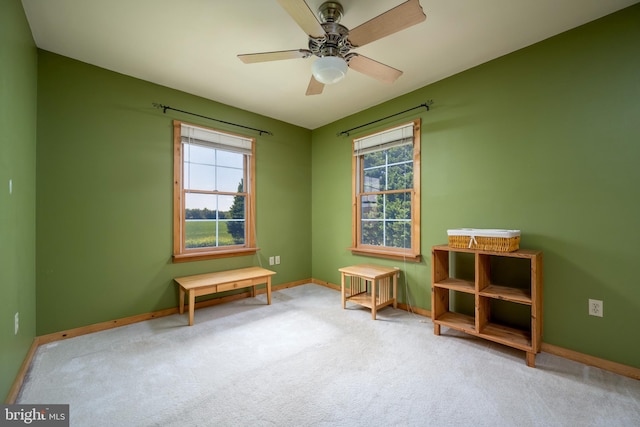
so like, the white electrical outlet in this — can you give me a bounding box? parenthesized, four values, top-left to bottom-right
(588, 299, 603, 317)
(9, 179, 12, 195)
(269, 256, 275, 266)
(14, 312, 19, 335)
(275, 255, 280, 265)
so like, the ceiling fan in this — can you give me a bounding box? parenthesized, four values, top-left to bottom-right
(238, 0, 426, 95)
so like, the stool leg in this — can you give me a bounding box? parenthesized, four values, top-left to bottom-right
(393, 273, 398, 309)
(371, 280, 377, 320)
(341, 273, 346, 309)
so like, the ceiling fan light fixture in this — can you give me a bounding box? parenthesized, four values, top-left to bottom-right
(312, 56, 348, 85)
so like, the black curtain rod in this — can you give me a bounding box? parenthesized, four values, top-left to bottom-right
(152, 103, 273, 136)
(337, 100, 433, 137)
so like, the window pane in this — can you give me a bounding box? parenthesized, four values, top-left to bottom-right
(185, 162, 215, 191)
(221, 194, 245, 245)
(386, 193, 411, 220)
(217, 150, 244, 169)
(361, 194, 383, 219)
(387, 163, 413, 190)
(388, 144, 412, 163)
(185, 193, 217, 248)
(184, 220, 217, 249)
(385, 221, 411, 249)
(186, 144, 216, 165)
(362, 220, 383, 246)
(185, 193, 217, 218)
(224, 194, 245, 219)
(363, 151, 385, 168)
(363, 168, 385, 192)
(217, 167, 244, 192)
(223, 219, 245, 245)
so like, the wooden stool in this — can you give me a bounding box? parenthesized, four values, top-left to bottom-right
(339, 264, 399, 319)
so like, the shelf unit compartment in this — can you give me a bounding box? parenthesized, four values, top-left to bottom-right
(433, 277, 475, 294)
(479, 322, 532, 351)
(478, 296, 532, 339)
(432, 287, 476, 331)
(478, 284, 532, 305)
(432, 247, 475, 334)
(435, 311, 476, 334)
(476, 253, 491, 291)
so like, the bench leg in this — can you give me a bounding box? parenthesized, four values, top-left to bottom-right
(179, 287, 185, 314)
(266, 277, 272, 305)
(188, 290, 195, 326)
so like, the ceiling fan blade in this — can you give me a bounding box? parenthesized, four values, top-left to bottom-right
(348, 54, 403, 84)
(348, 0, 426, 47)
(277, 0, 326, 38)
(305, 76, 324, 95)
(238, 49, 311, 64)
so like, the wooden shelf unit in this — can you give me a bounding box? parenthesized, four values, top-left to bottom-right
(431, 245, 543, 367)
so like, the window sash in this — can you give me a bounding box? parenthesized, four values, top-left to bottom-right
(183, 192, 247, 250)
(360, 190, 413, 249)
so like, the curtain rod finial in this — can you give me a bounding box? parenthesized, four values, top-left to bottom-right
(152, 102, 169, 114)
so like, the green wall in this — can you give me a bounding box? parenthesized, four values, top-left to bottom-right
(0, 0, 38, 401)
(36, 52, 312, 335)
(311, 4, 640, 368)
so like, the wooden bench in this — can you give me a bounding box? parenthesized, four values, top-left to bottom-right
(174, 266, 276, 326)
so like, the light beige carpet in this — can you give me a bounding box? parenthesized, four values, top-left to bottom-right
(18, 284, 640, 426)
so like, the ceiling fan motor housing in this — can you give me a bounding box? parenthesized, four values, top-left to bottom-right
(309, 22, 351, 59)
(309, 2, 353, 60)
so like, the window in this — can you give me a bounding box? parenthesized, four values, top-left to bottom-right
(350, 119, 421, 261)
(173, 120, 257, 262)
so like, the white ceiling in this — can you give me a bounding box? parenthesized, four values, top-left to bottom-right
(21, 0, 638, 129)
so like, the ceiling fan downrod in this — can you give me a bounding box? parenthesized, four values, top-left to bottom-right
(318, 1, 343, 23)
